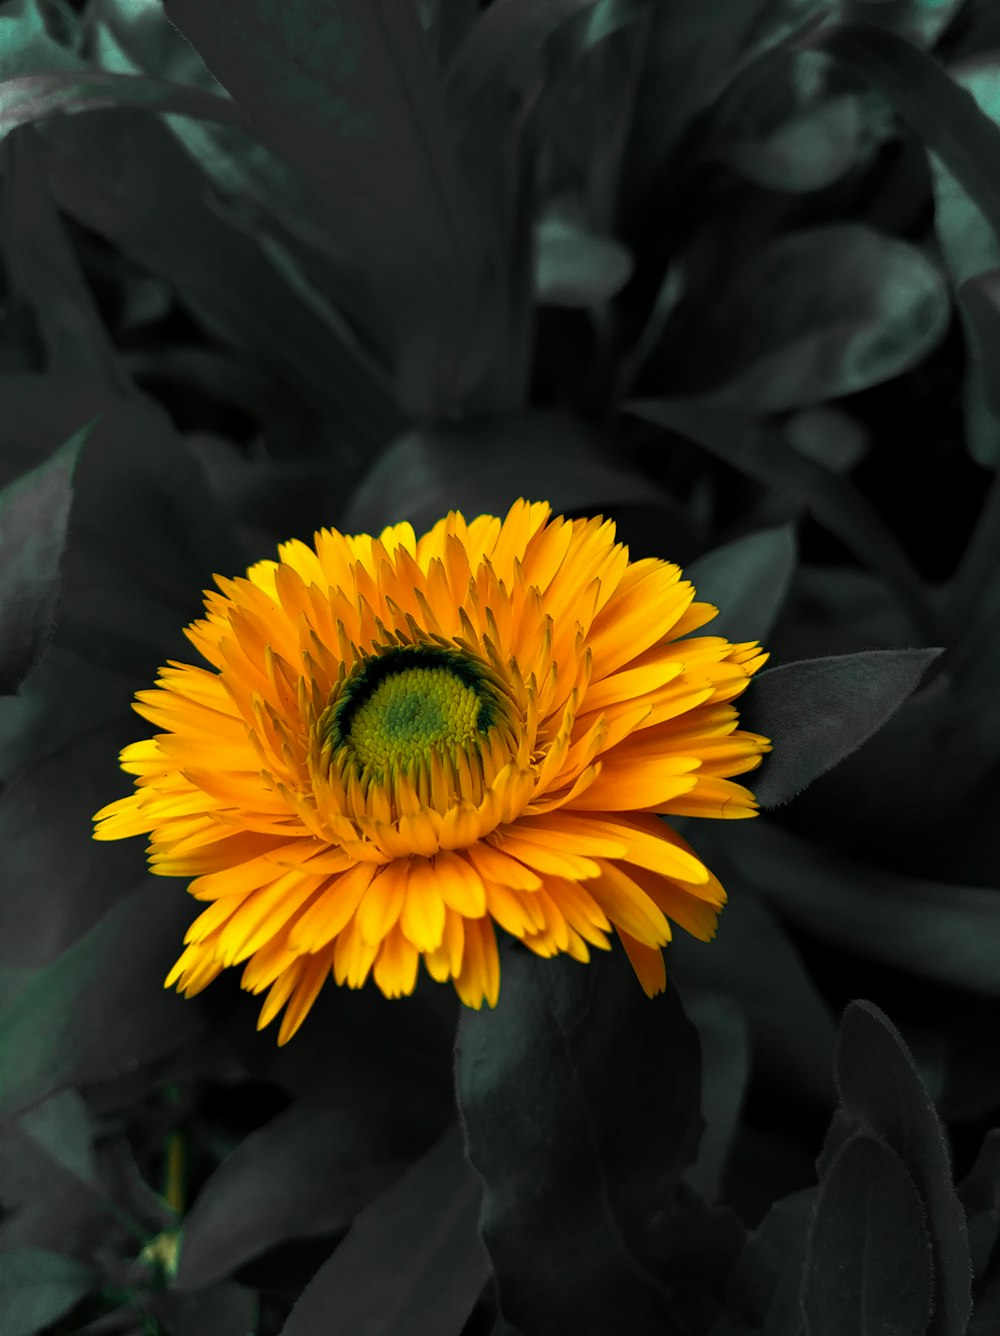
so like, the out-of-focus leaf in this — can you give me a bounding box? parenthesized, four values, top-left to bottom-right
(833, 1001, 972, 1336)
(685, 525, 796, 644)
(0, 419, 91, 693)
(803, 1130, 933, 1336)
(706, 224, 949, 413)
(0, 1248, 95, 1336)
(0, 0, 81, 78)
(785, 406, 867, 473)
(819, 23, 1000, 245)
(726, 93, 861, 191)
(628, 399, 936, 642)
(146, 1283, 259, 1336)
(456, 947, 700, 1334)
(1, 128, 129, 393)
(0, 877, 203, 1123)
(848, 0, 964, 48)
(712, 1188, 815, 1336)
(177, 1101, 420, 1288)
(281, 1126, 489, 1336)
(683, 992, 750, 1203)
(958, 1128, 1000, 1279)
(534, 214, 633, 306)
(669, 878, 836, 1105)
(738, 647, 941, 806)
(344, 411, 664, 536)
(0, 69, 245, 142)
(162, 0, 498, 418)
(17, 1090, 98, 1190)
(733, 820, 1000, 994)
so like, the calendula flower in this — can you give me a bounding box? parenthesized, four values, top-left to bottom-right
(94, 500, 769, 1043)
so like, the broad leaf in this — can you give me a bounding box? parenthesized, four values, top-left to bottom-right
(456, 946, 700, 1334)
(685, 526, 796, 644)
(739, 648, 941, 806)
(803, 1130, 933, 1336)
(281, 1126, 489, 1336)
(712, 1187, 816, 1336)
(0, 1248, 95, 1336)
(17, 1090, 99, 1190)
(0, 420, 91, 693)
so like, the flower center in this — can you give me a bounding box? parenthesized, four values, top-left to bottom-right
(328, 645, 496, 774)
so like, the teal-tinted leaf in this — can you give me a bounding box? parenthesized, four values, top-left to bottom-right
(726, 93, 861, 191)
(0, 1248, 94, 1336)
(958, 1128, 1000, 1279)
(669, 877, 836, 1104)
(282, 1126, 489, 1336)
(803, 1130, 933, 1336)
(162, 0, 496, 417)
(739, 648, 941, 806)
(147, 1283, 259, 1336)
(685, 525, 796, 644)
(819, 23, 1000, 247)
(785, 406, 868, 473)
(835, 1001, 972, 1336)
(456, 947, 699, 1334)
(177, 1101, 417, 1289)
(534, 214, 633, 307)
(0, 0, 81, 78)
(854, 0, 964, 48)
(627, 399, 936, 642)
(0, 419, 91, 693)
(0, 877, 203, 1123)
(706, 224, 950, 413)
(712, 1187, 816, 1336)
(683, 992, 750, 1204)
(0, 69, 244, 142)
(735, 821, 1000, 995)
(955, 267, 1000, 467)
(17, 1090, 98, 1190)
(344, 412, 663, 536)
(1, 127, 129, 394)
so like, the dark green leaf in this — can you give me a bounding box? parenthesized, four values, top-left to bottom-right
(0, 0, 82, 79)
(534, 214, 633, 307)
(734, 821, 1000, 995)
(803, 1130, 933, 1336)
(725, 93, 861, 192)
(817, 23, 1000, 249)
(17, 1090, 98, 1190)
(0, 419, 91, 693)
(456, 947, 699, 1334)
(0, 877, 203, 1123)
(281, 1126, 489, 1336)
(146, 1283, 259, 1336)
(785, 406, 868, 474)
(344, 412, 665, 536)
(627, 399, 936, 642)
(683, 992, 750, 1203)
(0, 1248, 95, 1336)
(713, 1187, 815, 1336)
(0, 69, 245, 142)
(958, 1128, 1000, 1279)
(176, 1101, 419, 1288)
(685, 525, 796, 644)
(706, 224, 949, 413)
(834, 1001, 972, 1336)
(739, 648, 941, 807)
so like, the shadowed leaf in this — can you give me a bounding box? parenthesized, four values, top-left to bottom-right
(686, 526, 796, 644)
(0, 1248, 95, 1336)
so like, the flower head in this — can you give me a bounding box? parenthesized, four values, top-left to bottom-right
(94, 500, 769, 1043)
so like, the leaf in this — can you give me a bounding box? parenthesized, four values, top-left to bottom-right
(705, 224, 950, 413)
(734, 821, 1000, 995)
(281, 1125, 489, 1336)
(343, 411, 666, 537)
(817, 23, 1000, 248)
(0, 419, 92, 693)
(17, 1090, 99, 1190)
(834, 1001, 973, 1336)
(669, 878, 836, 1105)
(0, 1248, 95, 1336)
(147, 1283, 259, 1336)
(712, 1187, 816, 1336)
(725, 93, 861, 192)
(162, 0, 497, 418)
(683, 992, 750, 1203)
(958, 1128, 1000, 1279)
(784, 406, 868, 474)
(0, 69, 245, 142)
(456, 946, 700, 1334)
(739, 648, 941, 807)
(534, 214, 633, 307)
(0, 877, 203, 1123)
(685, 525, 796, 644)
(627, 399, 936, 643)
(176, 1101, 419, 1289)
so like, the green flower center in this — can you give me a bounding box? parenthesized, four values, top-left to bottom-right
(327, 645, 496, 773)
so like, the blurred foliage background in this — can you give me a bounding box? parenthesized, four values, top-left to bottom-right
(1, 0, 1000, 1333)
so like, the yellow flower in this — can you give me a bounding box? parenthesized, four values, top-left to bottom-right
(94, 501, 769, 1043)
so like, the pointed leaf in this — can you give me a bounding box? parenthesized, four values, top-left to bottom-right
(281, 1126, 489, 1336)
(17, 1090, 99, 1190)
(712, 1188, 816, 1336)
(456, 947, 700, 1334)
(835, 1001, 972, 1336)
(0, 420, 92, 693)
(0, 1248, 95, 1336)
(686, 526, 796, 644)
(740, 648, 942, 807)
